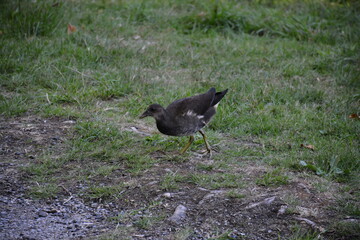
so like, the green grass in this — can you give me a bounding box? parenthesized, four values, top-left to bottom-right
(0, 0, 69, 38)
(226, 190, 246, 199)
(330, 220, 360, 239)
(160, 172, 244, 190)
(0, 95, 27, 117)
(1, 0, 359, 238)
(85, 184, 124, 201)
(134, 215, 165, 230)
(160, 173, 187, 191)
(256, 168, 290, 186)
(189, 173, 244, 189)
(29, 183, 59, 199)
(288, 225, 319, 240)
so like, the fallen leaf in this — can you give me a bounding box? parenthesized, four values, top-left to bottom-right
(67, 24, 76, 34)
(349, 113, 360, 119)
(300, 144, 315, 151)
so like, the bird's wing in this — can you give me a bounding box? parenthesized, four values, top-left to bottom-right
(166, 88, 216, 117)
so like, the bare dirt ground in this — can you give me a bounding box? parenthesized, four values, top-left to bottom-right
(0, 116, 356, 239)
(0, 116, 116, 239)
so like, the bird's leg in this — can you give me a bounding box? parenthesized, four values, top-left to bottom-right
(199, 130, 212, 156)
(179, 135, 194, 154)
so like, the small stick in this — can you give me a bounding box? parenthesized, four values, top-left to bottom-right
(59, 184, 72, 196)
(45, 93, 51, 104)
(64, 196, 73, 204)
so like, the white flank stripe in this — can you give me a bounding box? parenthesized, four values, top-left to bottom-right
(186, 110, 197, 117)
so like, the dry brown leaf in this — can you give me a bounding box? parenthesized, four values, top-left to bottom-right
(67, 24, 77, 34)
(300, 144, 315, 151)
(349, 113, 360, 120)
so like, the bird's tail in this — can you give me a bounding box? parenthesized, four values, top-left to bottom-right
(212, 89, 228, 106)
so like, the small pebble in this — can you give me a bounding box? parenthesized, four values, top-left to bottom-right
(168, 205, 187, 224)
(38, 211, 48, 217)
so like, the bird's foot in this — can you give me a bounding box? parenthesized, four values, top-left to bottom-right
(199, 148, 212, 158)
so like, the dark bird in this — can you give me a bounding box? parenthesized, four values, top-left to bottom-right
(140, 88, 228, 155)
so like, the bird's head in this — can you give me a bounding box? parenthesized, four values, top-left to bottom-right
(139, 104, 165, 120)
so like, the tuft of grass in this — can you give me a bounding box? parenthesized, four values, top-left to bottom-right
(125, 153, 155, 174)
(171, 228, 193, 240)
(330, 220, 360, 240)
(85, 184, 124, 201)
(0, 0, 69, 38)
(189, 173, 243, 189)
(334, 194, 360, 218)
(196, 163, 215, 171)
(226, 190, 246, 199)
(88, 164, 120, 178)
(288, 225, 319, 240)
(0, 95, 28, 117)
(29, 183, 59, 199)
(23, 155, 66, 180)
(134, 215, 164, 230)
(68, 121, 138, 162)
(283, 194, 302, 215)
(160, 173, 187, 191)
(256, 168, 290, 187)
(160, 172, 244, 190)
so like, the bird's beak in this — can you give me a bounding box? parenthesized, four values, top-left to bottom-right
(139, 111, 150, 119)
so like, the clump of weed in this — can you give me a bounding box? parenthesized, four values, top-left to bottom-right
(160, 173, 187, 191)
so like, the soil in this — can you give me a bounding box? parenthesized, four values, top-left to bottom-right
(0, 116, 356, 239)
(0, 116, 115, 239)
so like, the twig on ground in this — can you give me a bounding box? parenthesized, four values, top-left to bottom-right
(59, 184, 72, 196)
(45, 93, 51, 104)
